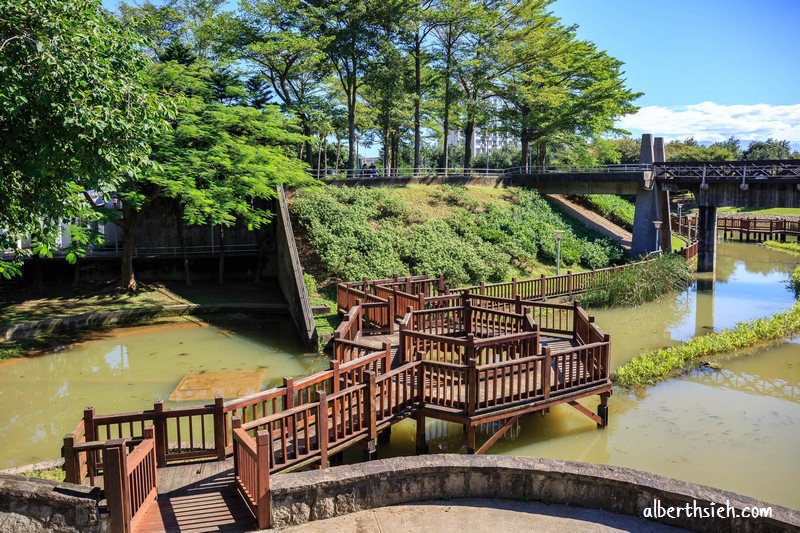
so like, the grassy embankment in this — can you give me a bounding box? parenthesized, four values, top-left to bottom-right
(291, 185, 626, 336)
(570, 194, 635, 231)
(0, 281, 286, 360)
(613, 303, 800, 389)
(717, 207, 800, 216)
(580, 254, 692, 308)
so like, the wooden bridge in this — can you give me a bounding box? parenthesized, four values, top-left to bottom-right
(59, 268, 637, 531)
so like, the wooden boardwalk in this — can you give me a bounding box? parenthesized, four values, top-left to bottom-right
(137, 460, 252, 533)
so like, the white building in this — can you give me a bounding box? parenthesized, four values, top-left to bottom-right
(446, 97, 518, 156)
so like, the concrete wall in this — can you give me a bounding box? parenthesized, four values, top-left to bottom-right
(0, 474, 107, 532)
(274, 185, 318, 349)
(270, 455, 799, 532)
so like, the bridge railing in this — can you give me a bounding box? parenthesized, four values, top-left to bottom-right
(654, 160, 800, 181)
(313, 164, 651, 181)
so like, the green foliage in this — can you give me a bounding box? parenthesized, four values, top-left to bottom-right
(613, 303, 800, 388)
(0, 0, 170, 271)
(791, 266, 800, 297)
(293, 185, 623, 285)
(744, 138, 791, 160)
(22, 467, 66, 482)
(764, 240, 800, 256)
(581, 254, 691, 308)
(573, 194, 635, 231)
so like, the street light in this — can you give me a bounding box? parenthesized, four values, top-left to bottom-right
(653, 220, 663, 252)
(677, 202, 683, 235)
(554, 230, 565, 275)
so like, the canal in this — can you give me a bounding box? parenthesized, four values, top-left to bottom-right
(0, 241, 796, 509)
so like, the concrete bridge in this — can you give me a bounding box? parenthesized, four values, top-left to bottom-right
(320, 134, 800, 273)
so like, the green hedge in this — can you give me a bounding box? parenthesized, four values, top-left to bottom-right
(292, 186, 624, 286)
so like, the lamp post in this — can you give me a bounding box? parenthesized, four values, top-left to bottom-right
(554, 230, 565, 275)
(653, 220, 663, 252)
(677, 202, 683, 235)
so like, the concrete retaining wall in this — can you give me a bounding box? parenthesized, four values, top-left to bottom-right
(0, 474, 107, 532)
(274, 185, 318, 349)
(270, 455, 799, 532)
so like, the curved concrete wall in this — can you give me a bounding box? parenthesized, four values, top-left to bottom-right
(270, 455, 799, 532)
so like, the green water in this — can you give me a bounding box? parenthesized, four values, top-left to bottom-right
(0, 318, 327, 468)
(1, 241, 798, 509)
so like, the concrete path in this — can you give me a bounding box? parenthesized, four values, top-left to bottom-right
(547, 195, 633, 250)
(277, 498, 684, 532)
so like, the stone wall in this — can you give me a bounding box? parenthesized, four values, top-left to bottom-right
(270, 455, 799, 532)
(0, 474, 107, 532)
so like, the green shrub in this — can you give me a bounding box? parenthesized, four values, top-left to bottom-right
(581, 254, 692, 308)
(613, 303, 800, 388)
(292, 186, 624, 285)
(792, 266, 800, 297)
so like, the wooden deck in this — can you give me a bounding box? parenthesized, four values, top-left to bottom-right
(137, 460, 253, 533)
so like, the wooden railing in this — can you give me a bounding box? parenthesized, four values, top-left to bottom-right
(102, 427, 158, 533)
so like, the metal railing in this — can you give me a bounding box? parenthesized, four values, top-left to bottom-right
(313, 164, 652, 181)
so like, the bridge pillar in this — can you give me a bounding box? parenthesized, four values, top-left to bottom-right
(654, 137, 673, 252)
(631, 134, 658, 256)
(697, 205, 718, 272)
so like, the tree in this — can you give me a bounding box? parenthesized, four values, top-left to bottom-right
(0, 0, 169, 281)
(498, 5, 640, 168)
(743, 138, 792, 160)
(144, 59, 313, 285)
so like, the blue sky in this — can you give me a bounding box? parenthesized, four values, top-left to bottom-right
(552, 0, 800, 144)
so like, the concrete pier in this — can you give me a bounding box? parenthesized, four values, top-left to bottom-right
(697, 206, 718, 272)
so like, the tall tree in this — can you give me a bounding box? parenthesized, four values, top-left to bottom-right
(744, 138, 792, 160)
(0, 0, 169, 281)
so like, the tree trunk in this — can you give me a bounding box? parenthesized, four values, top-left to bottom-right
(464, 115, 474, 172)
(392, 135, 400, 175)
(72, 259, 80, 287)
(120, 223, 137, 292)
(176, 208, 191, 285)
(382, 128, 390, 173)
(335, 137, 341, 174)
(413, 36, 422, 173)
(347, 93, 357, 171)
(218, 226, 225, 285)
(317, 133, 323, 172)
(31, 254, 44, 292)
(520, 126, 529, 171)
(536, 141, 547, 168)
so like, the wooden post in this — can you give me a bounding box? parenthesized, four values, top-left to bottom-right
(83, 408, 97, 480)
(104, 439, 131, 533)
(438, 274, 445, 292)
(597, 392, 610, 428)
(231, 416, 241, 483)
(567, 270, 573, 294)
(363, 371, 378, 460)
(382, 342, 392, 374)
(387, 296, 395, 333)
(572, 300, 580, 341)
(511, 277, 518, 298)
(543, 347, 552, 398)
(213, 396, 226, 460)
(417, 292, 425, 311)
(540, 274, 546, 299)
(62, 435, 80, 485)
(153, 401, 167, 467)
(479, 281, 486, 296)
(464, 300, 473, 335)
(328, 362, 340, 392)
(466, 424, 476, 454)
(415, 412, 428, 455)
(467, 357, 478, 417)
(514, 294, 523, 315)
(317, 391, 329, 468)
(256, 430, 271, 530)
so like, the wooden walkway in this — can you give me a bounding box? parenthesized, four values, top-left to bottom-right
(137, 460, 252, 533)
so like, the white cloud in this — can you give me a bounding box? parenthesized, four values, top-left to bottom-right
(617, 102, 800, 143)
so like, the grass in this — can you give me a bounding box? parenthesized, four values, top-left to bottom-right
(717, 207, 800, 216)
(22, 467, 66, 482)
(671, 235, 687, 252)
(580, 254, 692, 308)
(792, 266, 800, 296)
(612, 303, 800, 388)
(763, 240, 800, 256)
(569, 194, 635, 231)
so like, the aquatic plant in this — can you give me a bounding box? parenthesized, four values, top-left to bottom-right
(580, 254, 691, 308)
(764, 240, 800, 256)
(612, 303, 800, 388)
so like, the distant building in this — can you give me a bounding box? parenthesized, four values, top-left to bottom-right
(446, 97, 519, 156)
